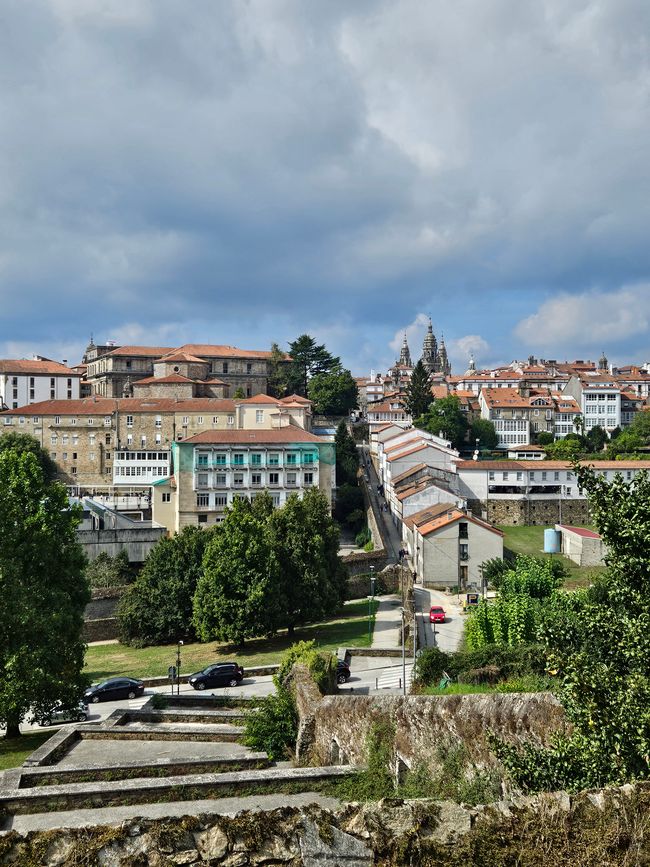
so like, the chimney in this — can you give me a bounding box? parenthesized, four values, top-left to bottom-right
(62, 359, 68, 365)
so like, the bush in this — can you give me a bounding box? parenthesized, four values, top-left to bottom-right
(363, 540, 374, 552)
(86, 550, 134, 588)
(274, 640, 336, 694)
(415, 643, 548, 686)
(336, 719, 395, 801)
(480, 557, 510, 589)
(242, 685, 298, 761)
(355, 526, 371, 548)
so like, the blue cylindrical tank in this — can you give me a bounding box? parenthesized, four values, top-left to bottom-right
(543, 528, 561, 554)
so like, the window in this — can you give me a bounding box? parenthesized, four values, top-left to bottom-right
(50, 378, 55, 388)
(106, 451, 111, 460)
(72, 452, 77, 460)
(215, 453, 226, 465)
(286, 453, 297, 465)
(197, 493, 209, 507)
(62, 452, 68, 460)
(105, 434, 111, 445)
(269, 472, 279, 485)
(197, 454, 208, 466)
(155, 434, 162, 444)
(227, 415, 234, 426)
(567, 472, 573, 480)
(70, 466, 77, 475)
(155, 415, 162, 428)
(269, 453, 279, 466)
(541, 471, 547, 481)
(141, 435, 146, 447)
(50, 452, 56, 459)
(182, 416, 189, 426)
(162, 493, 171, 503)
(502, 472, 509, 480)
(198, 513, 208, 523)
(247, 362, 252, 373)
(459, 543, 469, 561)
(212, 416, 219, 424)
(215, 473, 227, 486)
(251, 453, 262, 465)
(197, 473, 208, 487)
(233, 453, 244, 465)
(125, 360, 132, 369)
(89, 452, 95, 461)
(222, 362, 229, 373)
(516, 472, 523, 481)
(197, 416, 203, 425)
(304, 472, 314, 485)
(488, 471, 495, 481)
(127, 435, 133, 446)
(126, 415, 133, 427)
(554, 472, 560, 481)
(62, 434, 69, 445)
(256, 410, 264, 424)
(104, 416, 111, 426)
(50, 434, 57, 445)
(215, 494, 227, 507)
(529, 471, 535, 480)
(459, 523, 468, 539)
(251, 473, 262, 486)
(303, 453, 315, 464)
(233, 473, 244, 486)
(87, 417, 94, 425)
(286, 472, 297, 486)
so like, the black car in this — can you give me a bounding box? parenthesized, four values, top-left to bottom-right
(188, 663, 244, 690)
(336, 660, 351, 684)
(84, 677, 145, 703)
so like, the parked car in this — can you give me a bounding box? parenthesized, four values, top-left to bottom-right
(429, 605, 446, 624)
(336, 660, 351, 684)
(84, 677, 145, 704)
(32, 701, 88, 727)
(188, 663, 244, 690)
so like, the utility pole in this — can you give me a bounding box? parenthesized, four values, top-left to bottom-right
(400, 607, 406, 697)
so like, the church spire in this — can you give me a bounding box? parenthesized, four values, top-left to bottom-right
(438, 333, 451, 376)
(421, 317, 439, 374)
(398, 332, 412, 367)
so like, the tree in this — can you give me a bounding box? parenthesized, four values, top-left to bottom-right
(193, 498, 278, 645)
(269, 489, 346, 635)
(307, 370, 358, 416)
(335, 420, 359, 487)
(630, 411, 650, 439)
(0, 431, 57, 481)
(606, 429, 644, 458)
(544, 436, 584, 460)
(536, 431, 555, 447)
(494, 465, 650, 792)
(402, 360, 432, 420)
(86, 550, 133, 589)
(118, 527, 213, 646)
(267, 342, 290, 398)
(233, 387, 246, 399)
(287, 335, 340, 396)
(585, 425, 608, 452)
(470, 418, 498, 450)
(0, 450, 89, 737)
(416, 395, 468, 450)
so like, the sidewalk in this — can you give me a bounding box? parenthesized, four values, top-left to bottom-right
(371, 594, 403, 649)
(358, 445, 402, 561)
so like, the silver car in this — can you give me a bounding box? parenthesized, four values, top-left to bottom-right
(33, 701, 88, 727)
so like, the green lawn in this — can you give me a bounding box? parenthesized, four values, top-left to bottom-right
(499, 525, 606, 589)
(0, 730, 58, 770)
(85, 599, 379, 682)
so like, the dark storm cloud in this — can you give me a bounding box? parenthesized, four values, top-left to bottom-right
(1, 0, 649, 370)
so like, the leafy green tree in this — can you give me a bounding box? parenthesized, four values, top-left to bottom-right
(494, 464, 650, 792)
(606, 429, 644, 457)
(416, 395, 468, 450)
(269, 489, 346, 636)
(287, 334, 340, 396)
(0, 431, 58, 481)
(630, 411, 650, 439)
(536, 431, 555, 446)
(585, 425, 608, 452)
(334, 484, 364, 529)
(86, 550, 133, 589)
(243, 684, 298, 761)
(232, 387, 246, 399)
(308, 370, 358, 416)
(544, 435, 584, 460)
(402, 360, 432, 419)
(0, 451, 89, 737)
(470, 418, 499, 450)
(193, 498, 278, 646)
(267, 342, 290, 397)
(335, 420, 359, 487)
(118, 527, 212, 646)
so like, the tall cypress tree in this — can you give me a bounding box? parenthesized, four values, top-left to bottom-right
(403, 360, 432, 419)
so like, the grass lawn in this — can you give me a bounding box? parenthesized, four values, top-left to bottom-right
(85, 599, 380, 682)
(499, 525, 606, 590)
(0, 730, 58, 771)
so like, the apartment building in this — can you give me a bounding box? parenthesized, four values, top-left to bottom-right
(85, 343, 290, 399)
(479, 388, 535, 449)
(456, 459, 650, 525)
(152, 427, 334, 532)
(0, 394, 312, 489)
(367, 396, 411, 430)
(0, 359, 81, 410)
(563, 372, 622, 433)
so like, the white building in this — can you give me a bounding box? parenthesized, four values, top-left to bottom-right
(0, 359, 81, 410)
(564, 372, 622, 433)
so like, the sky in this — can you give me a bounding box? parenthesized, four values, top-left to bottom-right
(1, 0, 649, 375)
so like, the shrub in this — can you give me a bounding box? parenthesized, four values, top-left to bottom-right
(274, 640, 336, 694)
(243, 685, 298, 761)
(415, 643, 548, 686)
(355, 526, 371, 548)
(336, 719, 395, 801)
(86, 550, 134, 588)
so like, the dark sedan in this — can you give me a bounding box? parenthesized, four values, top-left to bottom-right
(188, 663, 244, 690)
(336, 660, 351, 684)
(84, 677, 145, 703)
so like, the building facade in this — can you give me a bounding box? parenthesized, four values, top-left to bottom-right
(0, 359, 81, 410)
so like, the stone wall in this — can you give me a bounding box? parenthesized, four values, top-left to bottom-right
(484, 499, 591, 527)
(82, 617, 119, 643)
(299, 692, 566, 774)
(2, 784, 648, 866)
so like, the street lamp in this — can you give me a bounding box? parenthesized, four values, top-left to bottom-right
(400, 607, 406, 697)
(176, 640, 183, 696)
(368, 567, 375, 642)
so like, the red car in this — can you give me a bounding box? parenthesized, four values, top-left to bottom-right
(429, 606, 446, 624)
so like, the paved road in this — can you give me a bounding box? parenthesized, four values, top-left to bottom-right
(413, 586, 464, 654)
(359, 444, 402, 561)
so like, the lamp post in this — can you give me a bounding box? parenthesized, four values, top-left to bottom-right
(368, 566, 375, 643)
(176, 640, 183, 696)
(400, 607, 406, 697)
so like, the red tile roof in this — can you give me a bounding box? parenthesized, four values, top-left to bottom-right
(558, 525, 601, 539)
(2, 397, 237, 415)
(104, 346, 174, 358)
(0, 359, 82, 376)
(417, 509, 503, 538)
(183, 426, 323, 444)
(133, 374, 198, 386)
(156, 351, 207, 364)
(176, 344, 290, 360)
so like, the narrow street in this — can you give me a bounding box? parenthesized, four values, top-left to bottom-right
(358, 443, 402, 561)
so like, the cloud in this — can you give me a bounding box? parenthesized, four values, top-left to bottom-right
(388, 313, 430, 360)
(0, 1, 649, 372)
(449, 335, 491, 370)
(514, 285, 650, 355)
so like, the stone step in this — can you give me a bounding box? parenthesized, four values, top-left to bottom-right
(0, 765, 359, 818)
